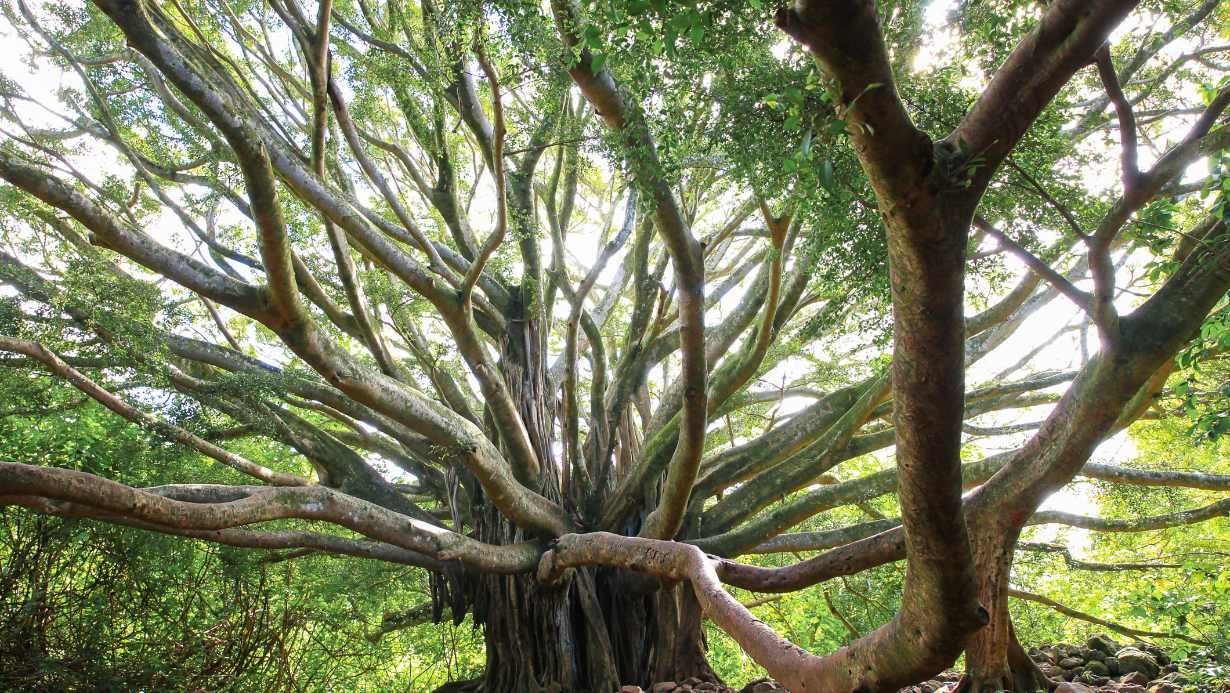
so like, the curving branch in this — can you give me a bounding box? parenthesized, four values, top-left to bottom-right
(0, 336, 307, 487)
(551, 0, 707, 540)
(0, 461, 538, 572)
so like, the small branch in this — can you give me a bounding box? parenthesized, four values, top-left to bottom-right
(1031, 498, 1230, 532)
(824, 590, 861, 639)
(201, 297, 243, 351)
(974, 216, 1093, 314)
(462, 41, 507, 304)
(1004, 160, 1089, 240)
(0, 336, 307, 486)
(1008, 588, 1208, 645)
(1019, 542, 1181, 572)
(1094, 44, 1140, 194)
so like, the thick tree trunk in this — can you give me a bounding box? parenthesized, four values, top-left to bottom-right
(441, 290, 718, 693)
(958, 527, 1050, 693)
(453, 533, 718, 692)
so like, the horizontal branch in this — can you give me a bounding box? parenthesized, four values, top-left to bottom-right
(6, 493, 446, 570)
(1031, 498, 1230, 532)
(1008, 588, 1208, 645)
(1018, 542, 1181, 572)
(539, 531, 986, 692)
(0, 461, 539, 572)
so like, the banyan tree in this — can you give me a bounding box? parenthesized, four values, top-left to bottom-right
(1, 0, 1228, 690)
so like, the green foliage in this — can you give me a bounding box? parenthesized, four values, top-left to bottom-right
(0, 383, 477, 691)
(1012, 419, 1230, 663)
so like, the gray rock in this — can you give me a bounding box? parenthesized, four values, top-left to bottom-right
(1115, 647, 1160, 680)
(1086, 660, 1109, 676)
(1060, 657, 1085, 669)
(1145, 683, 1182, 693)
(1085, 675, 1110, 687)
(1038, 663, 1062, 679)
(1088, 634, 1121, 657)
(1120, 671, 1152, 686)
(1054, 683, 1096, 693)
(1140, 643, 1171, 667)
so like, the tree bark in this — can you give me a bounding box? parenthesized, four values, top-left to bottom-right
(451, 287, 719, 693)
(458, 552, 717, 692)
(957, 527, 1049, 692)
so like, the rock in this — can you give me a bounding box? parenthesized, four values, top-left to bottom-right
(620, 687, 644, 693)
(651, 683, 676, 693)
(1159, 663, 1178, 674)
(1145, 683, 1181, 693)
(1159, 672, 1188, 685)
(1088, 634, 1122, 657)
(1077, 670, 1103, 685)
(1115, 648, 1160, 680)
(1032, 651, 1055, 664)
(1054, 683, 1096, 693)
(1086, 675, 1110, 687)
(1139, 643, 1171, 667)
(1105, 658, 1121, 676)
(1060, 657, 1085, 669)
(1119, 671, 1151, 686)
(1086, 660, 1109, 676)
(1113, 686, 1147, 693)
(683, 678, 703, 686)
(740, 680, 779, 693)
(1038, 663, 1062, 678)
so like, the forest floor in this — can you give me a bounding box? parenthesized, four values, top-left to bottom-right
(616, 634, 1222, 693)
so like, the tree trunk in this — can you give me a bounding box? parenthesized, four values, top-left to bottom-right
(958, 527, 1050, 693)
(439, 289, 719, 693)
(452, 532, 719, 693)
